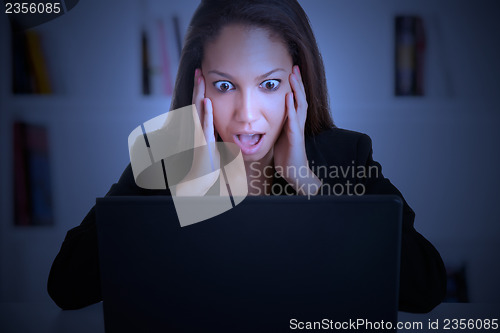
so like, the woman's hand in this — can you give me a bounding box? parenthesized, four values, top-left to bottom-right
(175, 69, 220, 196)
(193, 68, 217, 146)
(273, 65, 322, 195)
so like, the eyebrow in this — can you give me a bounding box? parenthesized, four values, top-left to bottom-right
(207, 68, 286, 81)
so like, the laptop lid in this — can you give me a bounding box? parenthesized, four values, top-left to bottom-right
(96, 195, 402, 332)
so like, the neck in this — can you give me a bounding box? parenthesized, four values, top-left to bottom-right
(244, 150, 274, 196)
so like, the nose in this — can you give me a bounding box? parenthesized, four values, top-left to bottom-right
(234, 88, 259, 124)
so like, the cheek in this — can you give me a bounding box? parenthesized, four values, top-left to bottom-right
(265, 93, 288, 128)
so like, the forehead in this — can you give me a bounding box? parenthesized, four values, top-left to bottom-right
(202, 24, 293, 75)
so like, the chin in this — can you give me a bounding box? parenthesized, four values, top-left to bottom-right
(242, 153, 263, 163)
(241, 146, 273, 165)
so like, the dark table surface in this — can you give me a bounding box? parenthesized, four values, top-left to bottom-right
(1, 302, 499, 332)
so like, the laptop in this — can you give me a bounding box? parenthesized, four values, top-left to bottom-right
(96, 195, 402, 332)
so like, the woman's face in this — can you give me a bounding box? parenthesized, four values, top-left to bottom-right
(202, 24, 293, 163)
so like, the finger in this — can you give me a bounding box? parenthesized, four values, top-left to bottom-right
(203, 98, 216, 143)
(192, 69, 206, 104)
(286, 92, 300, 134)
(293, 65, 306, 96)
(204, 98, 220, 172)
(289, 73, 308, 126)
(192, 68, 205, 124)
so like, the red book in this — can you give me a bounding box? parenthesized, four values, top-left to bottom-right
(25, 123, 53, 225)
(13, 121, 54, 226)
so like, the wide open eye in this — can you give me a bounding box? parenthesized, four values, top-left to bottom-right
(259, 79, 281, 91)
(213, 81, 235, 92)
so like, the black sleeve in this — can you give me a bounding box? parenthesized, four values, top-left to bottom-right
(356, 134, 447, 313)
(47, 164, 169, 310)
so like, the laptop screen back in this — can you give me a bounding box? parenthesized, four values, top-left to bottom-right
(96, 195, 402, 332)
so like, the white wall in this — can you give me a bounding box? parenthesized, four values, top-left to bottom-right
(1, 0, 499, 303)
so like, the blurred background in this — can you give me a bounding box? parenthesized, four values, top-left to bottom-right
(1, 0, 499, 305)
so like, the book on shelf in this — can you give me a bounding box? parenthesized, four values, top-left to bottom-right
(141, 29, 151, 95)
(11, 27, 53, 94)
(13, 121, 54, 226)
(395, 15, 426, 96)
(140, 17, 181, 96)
(25, 30, 52, 94)
(445, 263, 469, 302)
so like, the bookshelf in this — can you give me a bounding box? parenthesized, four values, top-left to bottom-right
(0, 0, 195, 302)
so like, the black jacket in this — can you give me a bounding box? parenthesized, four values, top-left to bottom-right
(47, 127, 447, 313)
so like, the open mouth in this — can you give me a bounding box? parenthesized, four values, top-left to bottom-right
(234, 133, 264, 154)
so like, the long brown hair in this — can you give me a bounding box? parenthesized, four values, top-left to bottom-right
(170, 0, 335, 136)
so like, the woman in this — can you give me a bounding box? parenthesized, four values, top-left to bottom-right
(48, 0, 446, 313)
